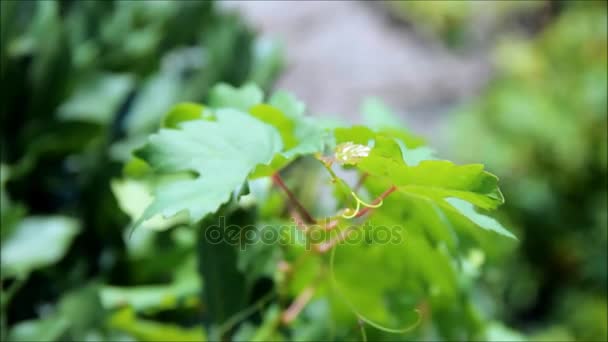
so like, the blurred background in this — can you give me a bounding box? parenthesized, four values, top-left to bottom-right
(1, 0, 606, 341)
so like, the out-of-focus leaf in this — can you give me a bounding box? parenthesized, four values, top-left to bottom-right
(58, 284, 105, 339)
(1, 216, 80, 277)
(124, 72, 180, 136)
(8, 316, 69, 342)
(208, 83, 263, 111)
(100, 272, 200, 312)
(485, 322, 526, 342)
(57, 73, 134, 124)
(197, 213, 250, 334)
(249, 36, 283, 87)
(108, 308, 206, 342)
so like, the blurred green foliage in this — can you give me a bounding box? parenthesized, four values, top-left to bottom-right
(1, 0, 281, 340)
(449, 2, 607, 341)
(383, 0, 548, 47)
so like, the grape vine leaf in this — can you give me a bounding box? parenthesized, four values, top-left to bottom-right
(132, 109, 282, 228)
(246, 91, 328, 177)
(356, 135, 504, 211)
(208, 83, 263, 111)
(445, 197, 516, 239)
(334, 130, 513, 240)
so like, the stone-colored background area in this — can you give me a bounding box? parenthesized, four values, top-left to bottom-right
(223, 0, 493, 140)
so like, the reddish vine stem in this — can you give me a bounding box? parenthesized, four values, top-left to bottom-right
(354, 185, 397, 218)
(313, 227, 355, 253)
(313, 185, 397, 253)
(272, 172, 316, 224)
(281, 286, 315, 325)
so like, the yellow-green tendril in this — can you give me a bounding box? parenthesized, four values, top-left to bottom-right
(341, 191, 384, 218)
(351, 191, 383, 208)
(341, 202, 361, 219)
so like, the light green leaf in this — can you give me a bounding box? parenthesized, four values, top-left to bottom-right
(161, 102, 208, 129)
(444, 197, 516, 239)
(269, 90, 305, 118)
(101, 257, 200, 312)
(57, 73, 133, 124)
(249, 36, 284, 87)
(395, 139, 437, 166)
(133, 109, 282, 227)
(208, 83, 263, 111)
(248, 94, 327, 178)
(249, 104, 298, 149)
(357, 137, 503, 210)
(111, 179, 187, 231)
(109, 308, 206, 342)
(334, 126, 376, 146)
(8, 316, 69, 342)
(1, 216, 80, 277)
(100, 280, 199, 312)
(124, 72, 180, 135)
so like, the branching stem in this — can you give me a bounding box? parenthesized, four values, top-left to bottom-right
(272, 172, 316, 224)
(280, 286, 315, 325)
(354, 185, 397, 218)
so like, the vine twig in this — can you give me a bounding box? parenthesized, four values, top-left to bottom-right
(280, 286, 315, 325)
(272, 172, 316, 224)
(354, 185, 397, 218)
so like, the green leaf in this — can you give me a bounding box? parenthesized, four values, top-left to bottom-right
(100, 281, 199, 313)
(395, 140, 437, 166)
(124, 72, 181, 135)
(111, 179, 187, 231)
(57, 284, 105, 339)
(133, 109, 282, 227)
(358, 136, 503, 210)
(249, 36, 284, 87)
(161, 102, 207, 129)
(8, 316, 69, 342)
(57, 73, 134, 124)
(249, 104, 298, 149)
(1, 216, 80, 277)
(444, 198, 516, 239)
(100, 258, 201, 312)
(248, 93, 327, 178)
(197, 214, 249, 332)
(334, 126, 376, 146)
(108, 308, 206, 342)
(208, 83, 263, 111)
(269, 90, 305, 118)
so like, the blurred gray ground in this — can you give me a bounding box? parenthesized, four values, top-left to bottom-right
(222, 0, 492, 140)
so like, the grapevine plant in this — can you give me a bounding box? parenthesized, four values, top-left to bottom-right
(113, 83, 517, 341)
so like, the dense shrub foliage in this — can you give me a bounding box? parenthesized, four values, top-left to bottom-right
(1, 1, 280, 340)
